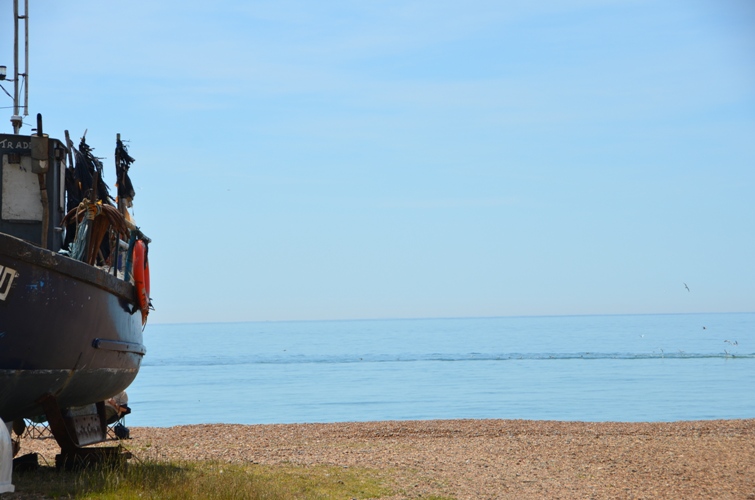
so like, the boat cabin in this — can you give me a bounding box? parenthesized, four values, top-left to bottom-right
(0, 132, 66, 252)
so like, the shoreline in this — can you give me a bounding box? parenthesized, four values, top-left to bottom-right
(18, 418, 755, 499)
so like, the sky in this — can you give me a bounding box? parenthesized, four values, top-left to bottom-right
(2, 0, 754, 323)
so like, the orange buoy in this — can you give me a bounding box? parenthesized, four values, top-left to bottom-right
(133, 239, 150, 325)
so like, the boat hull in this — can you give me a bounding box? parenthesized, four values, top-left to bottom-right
(0, 233, 145, 422)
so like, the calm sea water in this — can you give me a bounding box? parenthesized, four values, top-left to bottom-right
(125, 313, 754, 427)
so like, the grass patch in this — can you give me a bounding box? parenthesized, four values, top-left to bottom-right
(11, 461, 395, 499)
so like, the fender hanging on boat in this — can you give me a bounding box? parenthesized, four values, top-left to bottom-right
(133, 239, 150, 325)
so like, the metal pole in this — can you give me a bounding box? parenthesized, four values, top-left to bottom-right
(23, 0, 28, 118)
(10, 0, 28, 133)
(13, 0, 19, 124)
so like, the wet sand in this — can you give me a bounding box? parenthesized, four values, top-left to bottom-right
(17, 419, 755, 499)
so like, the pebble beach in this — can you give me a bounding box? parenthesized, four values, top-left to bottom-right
(16, 418, 755, 499)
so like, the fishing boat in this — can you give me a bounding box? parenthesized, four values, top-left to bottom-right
(0, 0, 151, 467)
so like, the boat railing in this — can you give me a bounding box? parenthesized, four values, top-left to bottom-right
(60, 199, 149, 285)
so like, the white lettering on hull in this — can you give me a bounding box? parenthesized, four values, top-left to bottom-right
(0, 266, 18, 301)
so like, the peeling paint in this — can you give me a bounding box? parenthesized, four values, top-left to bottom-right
(25, 280, 45, 291)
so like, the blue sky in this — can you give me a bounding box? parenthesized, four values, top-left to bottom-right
(3, 0, 754, 323)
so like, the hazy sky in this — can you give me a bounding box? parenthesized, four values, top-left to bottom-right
(3, 0, 754, 323)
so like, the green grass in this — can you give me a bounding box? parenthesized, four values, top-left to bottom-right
(10, 461, 398, 499)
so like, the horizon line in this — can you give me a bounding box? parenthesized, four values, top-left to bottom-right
(149, 310, 755, 327)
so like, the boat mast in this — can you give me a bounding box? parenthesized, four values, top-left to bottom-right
(9, 0, 29, 134)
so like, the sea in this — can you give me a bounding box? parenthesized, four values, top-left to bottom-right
(125, 313, 754, 427)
